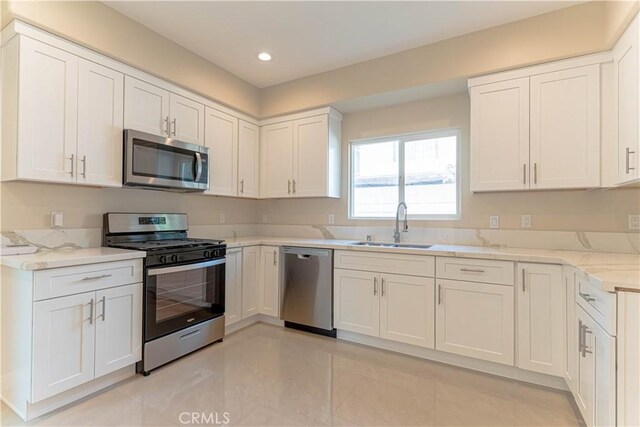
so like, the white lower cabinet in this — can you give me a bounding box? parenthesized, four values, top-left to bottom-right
(334, 268, 434, 348)
(435, 278, 514, 365)
(32, 292, 96, 402)
(241, 246, 260, 319)
(564, 267, 577, 393)
(224, 248, 243, 327)
(259, 246, 280, 317)
(575, 305, 616, 427)
(517, 263, 564, 376)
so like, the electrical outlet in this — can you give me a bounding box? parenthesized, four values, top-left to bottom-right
(51, 212, 63, 229)
(219, 213, 226, 224)
(629, 215, 640, 230)
(262, 214, 268, 224)
(490, 216, 499, 229)
(521, 214, 532, 228)
(328, 214, 335, 224)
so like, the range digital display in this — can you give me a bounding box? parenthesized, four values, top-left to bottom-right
(138, 217, 167, 225)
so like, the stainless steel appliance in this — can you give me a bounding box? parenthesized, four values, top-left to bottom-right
(103, 213, 225, 375)
(281, 247, 335, 337)
(123, 129, 209, 192)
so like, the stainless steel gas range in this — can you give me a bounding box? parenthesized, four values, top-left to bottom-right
(103, 213, 225, 375)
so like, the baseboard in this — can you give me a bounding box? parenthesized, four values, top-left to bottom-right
(337, 330, 569, 391)
(225, 314, 284, 335)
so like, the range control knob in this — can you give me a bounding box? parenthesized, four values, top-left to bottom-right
(214, 249, 221, 258)
(170, 254, 178, 263)
(158, 255, 167, 264)
(204, 250, 212, 258)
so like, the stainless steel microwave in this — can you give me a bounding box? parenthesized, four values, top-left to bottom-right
(123, 129, 209, 192)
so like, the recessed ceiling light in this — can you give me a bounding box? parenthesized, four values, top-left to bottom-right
(257, 52, 272, 62)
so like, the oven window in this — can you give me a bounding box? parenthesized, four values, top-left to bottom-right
(132, 139, 195, 182)
(156, 269, 210, 322)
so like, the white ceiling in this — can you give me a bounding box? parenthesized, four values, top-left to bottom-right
(105, 1, 583, 88)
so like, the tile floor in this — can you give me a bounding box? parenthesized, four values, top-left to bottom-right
(2, 323, 584, 427)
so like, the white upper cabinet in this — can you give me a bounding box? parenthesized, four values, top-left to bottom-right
(238, 120, 260, 198)
(260, 121, 294, 198)
(469, 55, 608, 192)
(517, 263, 564, 376)
(169, 93, 205, 145)
(5, 37, 78, 183)
(470, 78, 529, 192)
(124, 76, 170, 136)
(613, 13, 639, 185)
(124, 77, 204, 145)
(77, 59, 124, 187)
(205, 107, 238, 196)
(530, 65, 600, 189)
(260, 108, 342, 199)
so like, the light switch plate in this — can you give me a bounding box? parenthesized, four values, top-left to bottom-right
(629, 215, 640, 230)
(328, 214, 335, 224)
(521, 214, 532, 228)
(490, 216, 499, 229)
(219, 213, 226, 224)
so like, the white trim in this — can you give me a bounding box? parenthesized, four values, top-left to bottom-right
(348, 127, 462, 220)
(224, 315, 283, 335)
(468, 51, 613, 89)
(337, 330, 569, 391)
(259, 107, 343, 126)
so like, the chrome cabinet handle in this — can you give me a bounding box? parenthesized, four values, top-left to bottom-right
(288, 180, 291, 194)
(273, 250, 277, 266)
(523, 164, 526, 185)
(438, 284, 442, 305)
(460, 268, 485, 273)
(172, 118, 177, 136)
(373, 277, 378, 296)
(579, 292, 596, 303)
(69, 154, 75, 177)
(240, 179, 244, 194)
(100, 296, 106, 321)
(582, 325, 593, 356)
(292, 180, 297, 194)
(578, 320, 583, 354)
(89, 298, 94, 324)
(626, 147, 636, 173)
(534, 163, 538, 184)
(82, 274, 112, 281)
(381, 278, 385, 297)
(164, 116, 170, 135)
(81, 155, 87, 178)
(522, 269, 526, 292)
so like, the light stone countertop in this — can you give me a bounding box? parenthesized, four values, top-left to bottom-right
(223, 236, 640, 293)
(0, 247, 146, 271)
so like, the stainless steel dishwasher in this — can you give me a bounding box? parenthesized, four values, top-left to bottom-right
(281, 247, 335, 337)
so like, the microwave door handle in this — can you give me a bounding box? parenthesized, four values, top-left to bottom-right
(194, 152, 203, 182)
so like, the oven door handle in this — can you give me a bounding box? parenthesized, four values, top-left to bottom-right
(147, 258, 225, 276)
(194, 152, 203, 182)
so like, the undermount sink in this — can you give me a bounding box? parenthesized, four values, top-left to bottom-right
(353, 242, 433, 250)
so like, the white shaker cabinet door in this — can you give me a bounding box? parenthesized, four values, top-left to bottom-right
(77, 59, 124, 187)
(241, 246, 261, 319)
(564, 267, 577, 394)
(435, 279, 514, 365)
(292, 115, 329, 197)
(169, 93, 205, 145)
(259, 246, 280, 317)
(238, 120, 260, 198)
(94, 283, 142, 378)
(32, 292, 95, 402)
(17, 37, 78, 183)
(379, 273, 435, 348)
(470, 78, 529, 192)
(260, 121, 294, 198)
(517, 263, 564, 376)
(124, 76, 170, 136)
(205, 107, 238, 196)
(334, 269, 380, 337)
(225, 249, 243, 327)
(529, 65, 600, 189)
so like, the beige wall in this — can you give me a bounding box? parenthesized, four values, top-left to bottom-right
(604, 0, 640, 46)
(260, 94, 640, 232)
(0, 182, 259, 230)
(1, 1, 261, 117)
(260, 1, 616, 117)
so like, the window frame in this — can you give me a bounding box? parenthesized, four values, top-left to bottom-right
(348, 127, 462, 220)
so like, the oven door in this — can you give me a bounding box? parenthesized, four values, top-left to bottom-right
(145, 258, 225, 341)
(124, 129, 209, 191)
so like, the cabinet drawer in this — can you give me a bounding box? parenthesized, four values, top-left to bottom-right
(575, 272, 616, 336)
(436, 257, 514, 285)
(34, 260, 143, 301)
(335, 250, 434, 277)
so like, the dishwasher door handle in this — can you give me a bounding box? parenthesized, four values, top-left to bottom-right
(297, 254, 312, 259)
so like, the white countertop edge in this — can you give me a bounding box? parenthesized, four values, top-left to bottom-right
(0, 248, 146, 271)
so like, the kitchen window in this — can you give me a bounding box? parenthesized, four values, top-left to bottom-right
(349, 128, 460, 219)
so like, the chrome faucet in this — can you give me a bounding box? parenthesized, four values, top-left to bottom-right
(393, 202, 409, 243)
